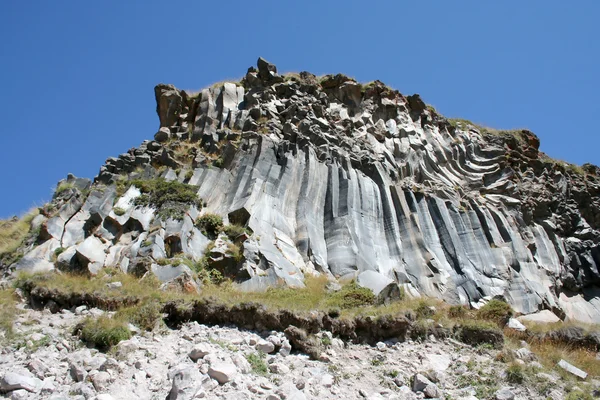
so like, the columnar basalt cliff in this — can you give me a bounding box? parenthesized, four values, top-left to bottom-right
(5, 58, 600, 322)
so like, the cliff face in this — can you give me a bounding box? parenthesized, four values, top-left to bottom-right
(6, 58, 600, 322)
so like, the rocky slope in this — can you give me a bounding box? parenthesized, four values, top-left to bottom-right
(0, 300, 592, 400)
(3, 57, 600, 323)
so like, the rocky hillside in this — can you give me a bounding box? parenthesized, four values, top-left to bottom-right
(2, 57, 600, 323)
(1, 298, 597, 400)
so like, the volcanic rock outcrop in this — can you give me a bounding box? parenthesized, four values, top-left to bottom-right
(5, 57, 600, 322)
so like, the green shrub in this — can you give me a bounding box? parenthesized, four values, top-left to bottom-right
(325, 281, 375, 309)
(448, 304, 468, 319)
(55, 182, 75, 196)
(185, 170, 194, 180)
(131, 178, 201, 220)
(176, 245, 224, 285)
(222, 224, 248, 240)
(0, 209, 39, 259)
(76, 316, 131, 351)
(156, 205, 188, 221)
(409, 319, 436, 340)
(0, 290, 19, 339)
(115, 300, 163, 331)
(115, 176, 129, 197)
(113, 207, 126, 216)
(477, 299, 512, 325)
(415, 300, 435, 319)
(213, 157, 224, 168)
(505, 363, 524, 384)
(186, 243, 226, 284)
(456, 320, 504, 349)
(226, 243, 243, 263)
(195, 214, 224, 238)
(246, 352, 268, 375)
(385, 370, 399, 378)
(156, 258, 173, 266)
(371, 357, 383, 366)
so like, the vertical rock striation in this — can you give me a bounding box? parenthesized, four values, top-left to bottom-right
(6, 58, 600, 322)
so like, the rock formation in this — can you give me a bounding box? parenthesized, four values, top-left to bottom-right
(4, 57, 600, 323)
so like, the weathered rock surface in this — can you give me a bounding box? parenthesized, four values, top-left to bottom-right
(0, 372, 42, 393)
(4, 57, 600, 322)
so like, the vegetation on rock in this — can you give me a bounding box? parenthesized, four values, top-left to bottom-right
(130, 178, 201, 220)
(477, 299, 513, 326)
(54, 181, 75, 196)
(222, 224, 250, 240)
(113, 206, 126, 216)
(325, 281, 376, 309)
(0, 209, 39, 266)
(75, 315, 131, 350)
(245, 352, 269, 376)
(9, 270, 600, 384)
(0, 289, 19, 340)
(194, 213, 224, 238)
(114, 300, 163, 332)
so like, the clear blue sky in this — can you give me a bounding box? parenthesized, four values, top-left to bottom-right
(1, 1, 598, 218)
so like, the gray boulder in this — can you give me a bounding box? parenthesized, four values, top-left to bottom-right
(155, 127, 171, 142)
(557, 359, 587, 379)
(69, 362, 87, 382)
(0, 372, 42, 393)
(168, 367, 202, 400)
(495, 387, 515, 400)
(188, 344, 211, 362)
(257, 57, 283, 84)
(75, 236, 107, 274)
(517, 310, 561, 324)
(412, 373, 433, 392)
(14, 238, 59, 273)
(256, 339, 276, 354)
(151, 263, 194, 283)
(207, 362, 237, 384)
(507, 318, 527, 332)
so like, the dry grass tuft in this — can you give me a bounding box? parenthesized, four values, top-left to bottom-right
(531, 341, 600, 379)
(448, 118, 527, 141)
(521, 320, 598, 335)
(504, 326, 600, 379)
(76, 315, 131, 351)
(0, 208, 39, 257)
(199, 275, 330, 312)
(0, 289, 20, 340)
(16, 269, 192, 304)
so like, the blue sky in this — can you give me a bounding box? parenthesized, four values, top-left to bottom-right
(1, 1, 598, 218)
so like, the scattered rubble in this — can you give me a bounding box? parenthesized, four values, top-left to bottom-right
(1, 301, 598, 399)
